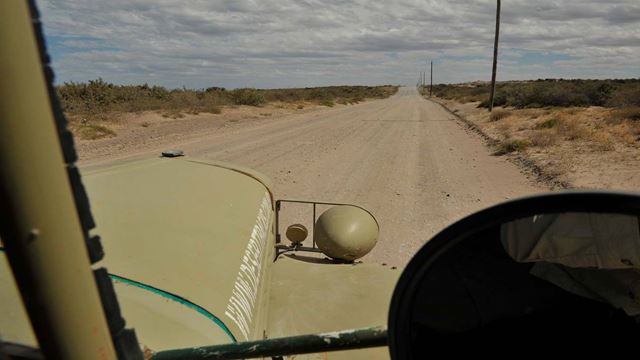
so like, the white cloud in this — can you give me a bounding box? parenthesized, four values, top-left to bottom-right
(39, 0, 640, 88)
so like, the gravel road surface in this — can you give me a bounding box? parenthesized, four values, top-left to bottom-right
(183, 87, 544, 266)
(80, 87, 544, 267)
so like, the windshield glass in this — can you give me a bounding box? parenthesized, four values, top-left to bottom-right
(1, 1, 639, 358)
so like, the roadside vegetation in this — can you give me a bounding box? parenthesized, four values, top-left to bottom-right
(429, 79, 640, 109)
(58, 79, 398, 139)
(427, 79, 640, 188)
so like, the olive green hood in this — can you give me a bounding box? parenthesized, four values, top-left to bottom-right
(1, 156, 399, 359)
(0, 157, 276, 351)
(81, 157, 276, 351)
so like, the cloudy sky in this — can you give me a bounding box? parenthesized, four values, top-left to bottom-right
(39, 0, 639, 89)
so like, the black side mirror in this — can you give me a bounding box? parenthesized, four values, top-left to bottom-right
(389, 191, 640, 358)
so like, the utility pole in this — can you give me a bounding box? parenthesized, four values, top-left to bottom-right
(489, 0, 501, 112)
(430, 61, 433, 97)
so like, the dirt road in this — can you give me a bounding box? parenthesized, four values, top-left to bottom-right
(80, 87, 544, 267)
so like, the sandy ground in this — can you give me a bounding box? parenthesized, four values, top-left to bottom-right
(78, 87, 544, 267)
(438, 99, 640, 190)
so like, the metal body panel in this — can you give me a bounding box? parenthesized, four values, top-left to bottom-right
(1, 157, 276, 352)
(110, 279, 233, 351)
(266, 254, 400, 359)
(1, 155, 401, 357)
(82, 157, 276, 350)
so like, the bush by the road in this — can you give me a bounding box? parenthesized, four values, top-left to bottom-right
(430, 79, 640, 109)
(229, 88, 266, 106)
(57, 79, 399, 119)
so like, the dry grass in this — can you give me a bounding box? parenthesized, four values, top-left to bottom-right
(442, 95, 640, 189)
(518, 108, 546, 120)
(529, 129, 558, 147)
(535, 118, 560, 129)
(434, 80, 640, 154)
(75, 124, 116, 140)
(482, 106, 639, 153)
(589, 131, 616, 151)
(494, 139, 529, 155)
(608, 121, 640, 145)
(489, 109, 512, 122)
(58, 80, 399, 140)
(496, 120, 513, 139)
(556, 117, 590, 140)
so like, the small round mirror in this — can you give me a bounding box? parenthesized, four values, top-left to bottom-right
(286, 224, 308, 244)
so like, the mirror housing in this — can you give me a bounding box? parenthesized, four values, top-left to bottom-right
(389, 191, 640, 358)
(285, 224, 308, 244)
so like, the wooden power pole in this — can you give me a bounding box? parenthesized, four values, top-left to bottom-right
(430, 61, 433, 97)
(489, 0, 501, 112)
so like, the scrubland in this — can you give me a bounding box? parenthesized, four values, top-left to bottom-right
(425, 80, 640, 189)
(57, 79, 398, 140)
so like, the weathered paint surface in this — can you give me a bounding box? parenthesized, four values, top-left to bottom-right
(224, 192, 272, 340)
(0, 158, 277, 351)
(110, 273, 236, 342)
(83, 158, 276, 351)
(266, 254, 399, 359)
(0, 156, 401, 359)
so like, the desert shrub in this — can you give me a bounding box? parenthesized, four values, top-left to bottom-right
(606, 83, 640, 107)
(494, 139, 529, 155)
(612, 106, 640, 121)
(489, 109, 512, 122)
(321, 98, 335, 107)
(506, 82, 593, 108)
(229, 88, 266, 106)
(478, 92, 507, 108)
(205, 86, 226, 92)
(260, 85, 397, 105)
(434, 83, 488, 103)
(56, 80, 398, 121)
(440, 79, 640, 109)
(207, 105, 223, 114)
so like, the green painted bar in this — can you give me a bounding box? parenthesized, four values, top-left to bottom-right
(151, 326, 387, 360)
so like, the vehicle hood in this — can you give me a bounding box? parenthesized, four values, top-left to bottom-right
(83, 157, 275, 351)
